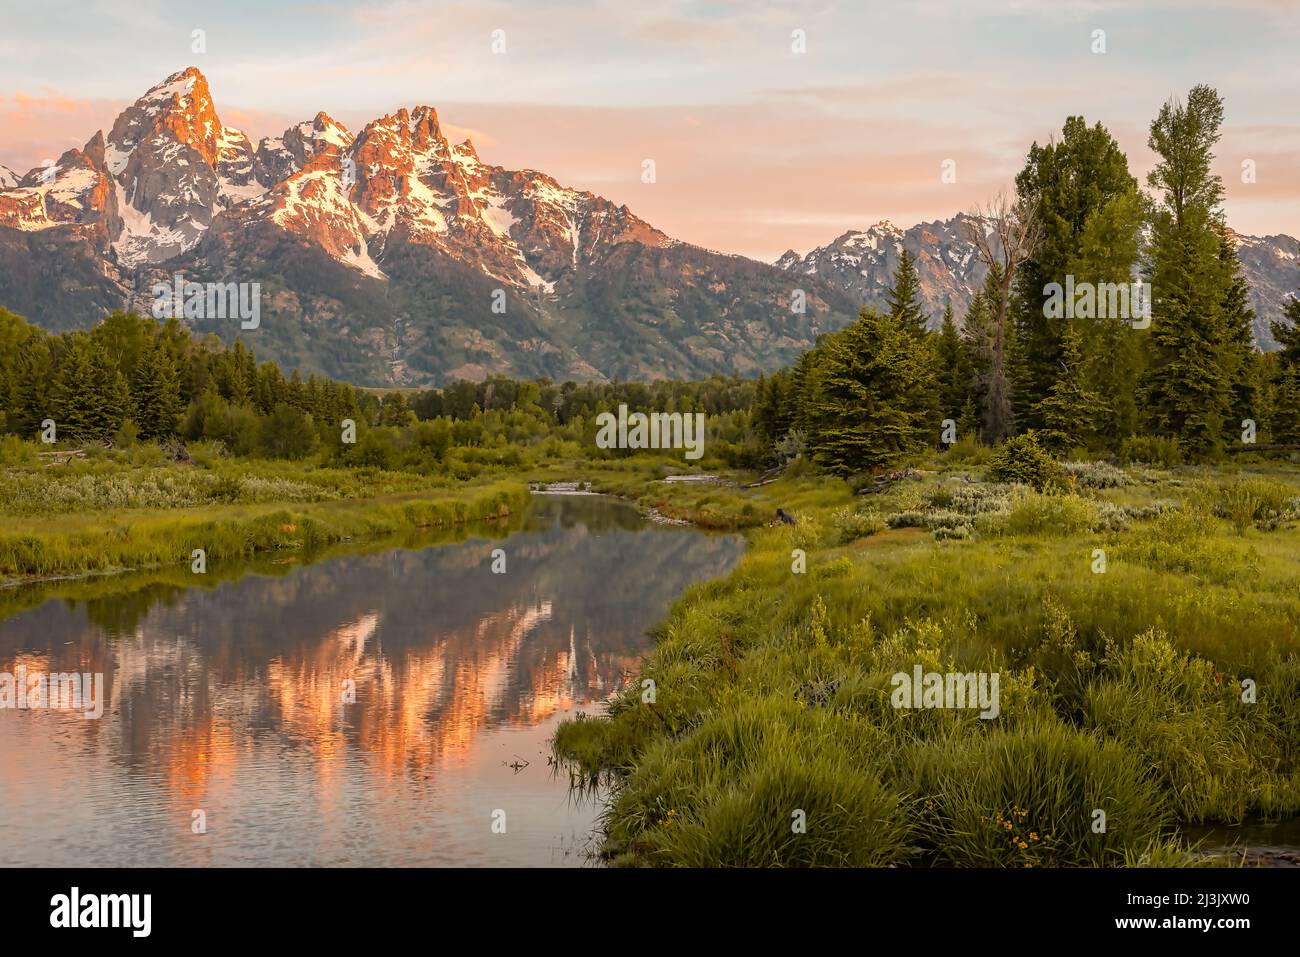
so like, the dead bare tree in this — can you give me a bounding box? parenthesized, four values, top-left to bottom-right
(964, 191, 1040, 443)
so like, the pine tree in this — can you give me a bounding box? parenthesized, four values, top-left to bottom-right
(1139, 85, 1234, 459)
(1012, 115, 1144, 441)
(960, 290, 995, 432)
(8, 337, 53, 438)
(1034, 323, 1108, 451)
(87, 350, 130, 439)
(1219, 228, 1259, 440)
(132, 342, 183, 439)
(885, 249, 929, 337)
(254, 361, 285, 415)
(50, 335, 97, 441)
(1271, 294, 1300, 443)
(380, 391, 415, 427)
(935, 303, 968, 422)
(802, 308, 933, 473)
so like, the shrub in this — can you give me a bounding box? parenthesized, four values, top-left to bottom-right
(988, 431, 1064, 491)
(1120, 435, 1184, 468)
(1192, 478, 1295, 534)
(830, 505, 884, 544)
(943, 434, 992, 465)
(935, 482, 1017, 517)
(1084, 632, 1257, 821)
(606, 702, 911, 867)
(1000, 490, 1096, 537)
(933, 523, 973, 541)
(1063, 460, 1130, 489)
(1115, 508, 1257, 585)
(0, 435, 35, 467)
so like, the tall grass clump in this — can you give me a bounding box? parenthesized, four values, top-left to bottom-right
(601, 700, 911, 867)
(907, 718, 1168, 866)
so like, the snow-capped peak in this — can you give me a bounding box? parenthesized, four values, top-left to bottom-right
(4, 68, 671, 286)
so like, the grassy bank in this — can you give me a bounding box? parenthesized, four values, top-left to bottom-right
(555, 458, 1300, 867)
(0, 452, 528, 584)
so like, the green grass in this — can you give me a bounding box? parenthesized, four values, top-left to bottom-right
(0, 478, 528, 583)
(555, 458, 1300, 867)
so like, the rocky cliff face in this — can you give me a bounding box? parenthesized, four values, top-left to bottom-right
(0, 67, 857, 384)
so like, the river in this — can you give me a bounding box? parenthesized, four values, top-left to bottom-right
(0, 495, 745, 866)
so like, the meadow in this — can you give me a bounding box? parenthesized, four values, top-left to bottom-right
(555, 451, 1300, 867)
(3, 425, 1299, 868)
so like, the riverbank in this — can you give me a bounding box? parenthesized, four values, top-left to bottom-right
(554, 458, 1300, 867)
(0, 474, 528, 585)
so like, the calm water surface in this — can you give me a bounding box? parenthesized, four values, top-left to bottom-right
(0, 496, 744, 866)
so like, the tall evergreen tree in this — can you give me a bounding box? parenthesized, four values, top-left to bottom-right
(1138, 84, 1234, 458)
(50, 335, 99, 441)
(132, 341, 183, 439)
(1271, 294, 1300, 443)
(885, 249, 929, 337)
(935, 303, 969, 424)
(1012, 115, 1144, 443)
(8, 337, 53, 438)
(959, 290, 995, 436)
(1218, 228, 1259, 432)
(87, 350, 131, 439)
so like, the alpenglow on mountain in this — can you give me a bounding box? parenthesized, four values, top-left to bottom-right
(0, 68, 859, 386)
(1, 68, 1294, 386)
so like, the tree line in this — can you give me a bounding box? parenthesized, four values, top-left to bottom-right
(754, 84, 1300, 473)
(0, 308, 761, 466)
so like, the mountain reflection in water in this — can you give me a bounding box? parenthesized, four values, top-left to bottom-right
(0, 495, 745, 866)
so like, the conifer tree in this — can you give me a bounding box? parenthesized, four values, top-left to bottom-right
(885, 249, 929, 337)
(88, 350, 131, 439)
(1012, 116, 1144, 444)
(380, 390, 416, 427)
(802, 308, 932, 473)
(1139, 85, 1234, 458)
(1034, 323, 1108, 451)
(132, 341, 183, 439)
(50, 335, 98, 440)
(959, 290, 995, 434)
(935, 303, 969, 424)
(1219, 228, 1259, 434)
(8, 337, 53, 438)
(1271, 294, 1300, 443)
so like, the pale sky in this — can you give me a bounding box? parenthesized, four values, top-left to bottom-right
(1, 0, 1297, 260)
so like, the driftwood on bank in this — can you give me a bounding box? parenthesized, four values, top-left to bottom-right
(37, 449, 86, 466)
(857, 468, 924, 494)
(741, 464, 787, 489)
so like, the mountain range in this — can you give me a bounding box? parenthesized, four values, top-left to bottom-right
(0, 67, 1295, 386)
(776, 217, 1300, 350)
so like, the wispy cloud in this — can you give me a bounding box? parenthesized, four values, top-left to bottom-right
(0, 0, 1296, 255)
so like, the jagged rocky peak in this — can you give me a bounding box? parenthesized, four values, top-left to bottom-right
(107, 66, 221, 173)
(0, 131, 116, 233)
(254, 112, 354, 187)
